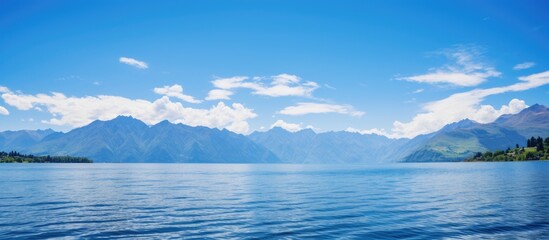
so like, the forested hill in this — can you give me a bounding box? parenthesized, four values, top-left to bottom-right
(465, 136, 549, 162)
(0, 151, 92, 163)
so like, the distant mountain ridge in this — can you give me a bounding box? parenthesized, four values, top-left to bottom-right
(249, 127, 395, 163)
(1, 104, 548, 163)
(0, 129, 56, 151)
(21, 116, 279, 163)
(495, 104, 549, 138)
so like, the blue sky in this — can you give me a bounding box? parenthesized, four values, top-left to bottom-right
(0, 0, 548, 138)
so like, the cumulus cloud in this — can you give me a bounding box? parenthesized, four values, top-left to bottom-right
(0, 86, 9, 93)
(205, 74, 319, 100)
(119, 57, 148, 69)
(389, 70, 549, 138)
(206, 89, 233, 100)
(1, 90, 257, 134)
(278, 102, 364, 116)
(399, 46, 501, 87)
(153, 84, 202, 103)
(0, 106, 8, 115)
(269, 119, 314, 132)
(513, 62, 535, 70)
(473, 99, 527, 122)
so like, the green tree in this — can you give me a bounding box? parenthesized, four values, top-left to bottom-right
(538, 141, 545, 152)
(529, 137, 537, 147)
(473, 152, 482, 159)
(494, 150, 505, 156)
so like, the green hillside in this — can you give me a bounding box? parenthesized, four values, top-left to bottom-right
(404, 123, 525, 162)
(466, 136, 549, 161)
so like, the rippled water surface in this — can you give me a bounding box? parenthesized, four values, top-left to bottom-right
(1, 162, 549, 239)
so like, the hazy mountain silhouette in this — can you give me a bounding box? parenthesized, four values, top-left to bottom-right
(0, 129, 56, 151)
(249, 127, 395, 163)
(27, 116, 279, 163)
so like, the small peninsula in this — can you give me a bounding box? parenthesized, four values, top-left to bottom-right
(0, 151, 92, 163)
(466, 136, 549, 162)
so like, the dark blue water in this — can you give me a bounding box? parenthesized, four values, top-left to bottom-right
(1, 162, 548, 239)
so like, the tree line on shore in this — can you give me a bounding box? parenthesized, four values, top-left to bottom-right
(466, 136, 549, 162)
(0, 151, 92, 163)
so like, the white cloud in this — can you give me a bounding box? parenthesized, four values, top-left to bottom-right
(211, 76, 251, 90)
(254, 81, 319, 97)
(270, 120, 305, 132)
(412, 89, 424, 94)
(119, 57, 148, 69)
(272, 73, 300, 85)
(153, 84, 202, 103)
(473, 99, 527, 123)
(403, 72, 498, 87)
(513, 62, 535, 70)
(390, 70, 549, 138)
(0, 86, 9, 93)
(278, 102, 364, 116)
(399, 46, 501, 87)
(345, 127, 397, 138)
(206, 74, 319, 100)
(1, 90, 257, 134)
(0, 106, 8, 115)
(205, 89, 233, 100)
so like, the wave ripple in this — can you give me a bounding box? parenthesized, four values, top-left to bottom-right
(1, 162, 549, 239)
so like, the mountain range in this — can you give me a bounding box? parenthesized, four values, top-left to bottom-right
(4, 116, 279, 163)
(402, 104, 548, 162)
(1, 104, 548, 163)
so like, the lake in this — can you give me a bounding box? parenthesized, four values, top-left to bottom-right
(1, 162, 548, 239)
